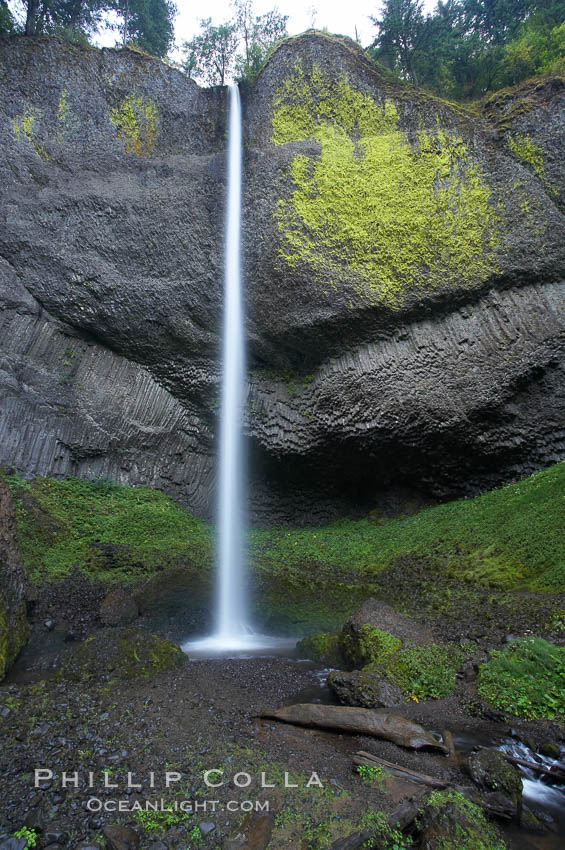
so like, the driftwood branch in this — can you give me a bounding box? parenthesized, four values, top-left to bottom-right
(354, 751, 448, 788)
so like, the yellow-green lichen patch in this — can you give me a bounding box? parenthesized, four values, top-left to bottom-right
(110, 96, 159, 156)
(507, 133, 545, 179)
(57, 89, 69, 125)
(272, 64, 500, 306)
(12, 112, 49, 160)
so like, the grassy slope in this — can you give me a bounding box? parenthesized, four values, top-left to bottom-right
(252, 461, 565, 593)
(5, 461, 565, 607)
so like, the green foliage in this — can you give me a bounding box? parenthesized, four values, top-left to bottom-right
(368, 0, 565, 100)
(114, 0, 176, 58)
(375, 643, 470, 700)
(110, 95, 159, 156)
(13, 828, 38, 849)
(422, 790, 506, 850)
(362, 811, 412, 849)
(233, 0, 288, 83)
(356, 764, 386, 786)
(182, 17, 238, 85)
(251, 461, 565, 594)
(7, 475, 212, 583)
(478, 636, 565, 719)
(272, 64, 499, 307)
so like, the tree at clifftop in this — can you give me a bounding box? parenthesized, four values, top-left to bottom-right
(112, 0, 176, 57)
(370, 0, 427, 88)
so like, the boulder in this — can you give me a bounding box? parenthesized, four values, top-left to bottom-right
(327, 670, 403, 708)
(296, 632, 344, 667)
(418, 789, 507, 849)
(339, 598, 433, 667)
(467, 749, 523, 818)
(99, 587, 139, 626)
(0, 479, 29, 680)
(61, 627, 185, 682)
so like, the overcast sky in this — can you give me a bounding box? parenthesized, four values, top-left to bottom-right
(171, 1, 438, 51)
(92, 1, 439, 55)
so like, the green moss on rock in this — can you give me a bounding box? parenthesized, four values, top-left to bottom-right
(419, 790, 507, 850)
(110, 96, 159, 156)
(272, 63, 499, 306)
(61, 627, 185, 682)
(296, 631, 345, 666)
(341, 624, 402, 668)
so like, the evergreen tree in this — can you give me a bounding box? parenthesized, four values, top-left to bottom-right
(113, 0, 175, 57)
(370, 0, 427, 88)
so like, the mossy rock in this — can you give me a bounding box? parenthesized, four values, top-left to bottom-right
(467, 749, 523, 818)
(296, 631, 344, 667)
(339, 598, 433, 668)
(341, 624, 402, 668)
(418, 789, 507, 850)
(61, 627, 185, 682)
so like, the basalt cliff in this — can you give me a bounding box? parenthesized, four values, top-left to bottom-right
(1, 33, 564, 523)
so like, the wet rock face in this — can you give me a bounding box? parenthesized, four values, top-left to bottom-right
(1, 34, 565, 523)
(0, 479, 29, 680)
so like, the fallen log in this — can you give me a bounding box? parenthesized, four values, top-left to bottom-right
(354, 751, 448, 788)
(260, 704, 449, 753)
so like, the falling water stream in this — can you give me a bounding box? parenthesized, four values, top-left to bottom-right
(183, 85, 295, 658)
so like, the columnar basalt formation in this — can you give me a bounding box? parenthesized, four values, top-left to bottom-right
(1, 34, 564, 523)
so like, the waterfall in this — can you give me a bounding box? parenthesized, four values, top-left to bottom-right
(217, 84, 247, 640)
(182, 85, 295, 657)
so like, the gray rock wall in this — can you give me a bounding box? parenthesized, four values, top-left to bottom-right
(1, 34, 564, 523)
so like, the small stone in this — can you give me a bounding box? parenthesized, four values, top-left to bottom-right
(199, 821, 216, 836)
(0, 840, 27, 850)
(44, 620, 54, 631)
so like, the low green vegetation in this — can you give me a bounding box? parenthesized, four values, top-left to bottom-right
(13, 827, 37, 849)
(478, 636, 565, 720)
(5, 460, 565, 637)
(252, 460, 565, 594)
(356, 764, 387, 786)
(373, 642, 470, 701)
(6, 475, 212, 583)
